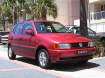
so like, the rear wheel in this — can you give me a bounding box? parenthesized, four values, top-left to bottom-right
(38, 49, 51, 68)
(8, 46, 16, 60)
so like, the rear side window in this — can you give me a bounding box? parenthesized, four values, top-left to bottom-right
(13, 24, 23, 35)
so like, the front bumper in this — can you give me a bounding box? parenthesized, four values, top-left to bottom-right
(48, 48, 95, 62)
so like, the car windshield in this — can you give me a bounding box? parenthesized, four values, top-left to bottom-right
(34, 22, 70, 33)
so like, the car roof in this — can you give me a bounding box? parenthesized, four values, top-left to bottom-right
(14, 20, 59, 26)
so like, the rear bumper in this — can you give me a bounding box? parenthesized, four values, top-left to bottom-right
(48, 48, 95, 62)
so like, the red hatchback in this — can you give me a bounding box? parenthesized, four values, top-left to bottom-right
(8, 20, 95, 68)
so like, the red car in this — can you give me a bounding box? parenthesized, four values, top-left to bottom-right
(8, 20, 95, 68)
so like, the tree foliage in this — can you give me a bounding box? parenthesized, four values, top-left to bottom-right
(30, 0, 57, 20)
(0, 0, 57, 30)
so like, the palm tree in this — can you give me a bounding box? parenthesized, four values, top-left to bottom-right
(30, 0, 57, 20)
(0, 3, 12, 31)
(3, 0, 27, 24)
(80, 0, 88, 37)
(3, 0, 17, 24)
(1, 0, 57, 26)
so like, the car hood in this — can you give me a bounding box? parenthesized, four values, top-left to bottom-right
(38, 33, 91, 43)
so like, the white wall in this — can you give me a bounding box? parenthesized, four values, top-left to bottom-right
(90, 23, 105, 33)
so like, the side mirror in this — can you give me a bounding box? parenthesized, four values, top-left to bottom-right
(26, 30, 34, 36)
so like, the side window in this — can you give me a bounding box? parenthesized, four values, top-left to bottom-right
(22, 22, 33, 36)
(13, 24, 23, 35)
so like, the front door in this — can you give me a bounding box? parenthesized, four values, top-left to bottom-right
(20, 22, 36, 59)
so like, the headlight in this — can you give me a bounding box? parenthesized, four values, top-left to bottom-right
(59, 44, 71, 49)
(53, 43, 71, 49)
(88, 42, 94, 47)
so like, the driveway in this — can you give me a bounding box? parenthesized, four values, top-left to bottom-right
(0, 44, 105, 78)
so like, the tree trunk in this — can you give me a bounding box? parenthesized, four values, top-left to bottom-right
(13, 8, 15, 25)
(41, 9, 47, 20)
(13, 8, 18, 25)
(2, 16, 5, 31)
(23, 13, 26, 21)
(80, 0, 88, 37)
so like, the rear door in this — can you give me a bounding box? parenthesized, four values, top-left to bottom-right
(11, 23, 23, 55)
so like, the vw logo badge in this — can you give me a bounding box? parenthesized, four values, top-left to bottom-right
(79, 43, 83, 47)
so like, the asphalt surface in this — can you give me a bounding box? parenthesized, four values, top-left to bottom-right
(0, 44, 105, 78)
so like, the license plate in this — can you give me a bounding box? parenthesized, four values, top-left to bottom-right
(76, 50, 88, 54)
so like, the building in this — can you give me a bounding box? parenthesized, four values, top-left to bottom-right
(89, 0, 105, 32)
(0, 0, 4, 3)
(48, 0, 80, 26)
(1, 0, 104, 33)
(49, 0, 105, 33)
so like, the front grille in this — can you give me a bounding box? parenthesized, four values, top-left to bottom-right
(71, 42, 88, 48)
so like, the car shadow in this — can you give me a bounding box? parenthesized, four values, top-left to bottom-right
(16, 57, 38, 66)
(49, 62, 99, 72)
(16, 57, 100, 72)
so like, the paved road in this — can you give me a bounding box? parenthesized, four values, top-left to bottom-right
(0, 44, 105, 78)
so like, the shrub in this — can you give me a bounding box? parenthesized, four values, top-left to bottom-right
(94, 40, 105, 57)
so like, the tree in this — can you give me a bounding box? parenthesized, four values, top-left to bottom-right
(30, 0, 57, 20)
(3, 0, 27, 24)
(80, 0, 88, 37)
(0, 0, 57, 28)
(0, 3, 12, 31)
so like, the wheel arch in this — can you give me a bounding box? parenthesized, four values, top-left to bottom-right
(35, 45, 49, 60)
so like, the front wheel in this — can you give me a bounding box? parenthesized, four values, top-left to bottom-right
(38, 49, 51, 68)
(8, 46, 16, 60)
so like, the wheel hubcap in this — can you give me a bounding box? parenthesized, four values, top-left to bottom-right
(39, 52, 47, 67)
(8, 47, 12, 57)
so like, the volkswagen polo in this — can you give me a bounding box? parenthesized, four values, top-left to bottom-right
(8, 20, 95, 68)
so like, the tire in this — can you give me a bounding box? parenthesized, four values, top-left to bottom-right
(8, 46, 16, 60)
(38, 49, 51, 68)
